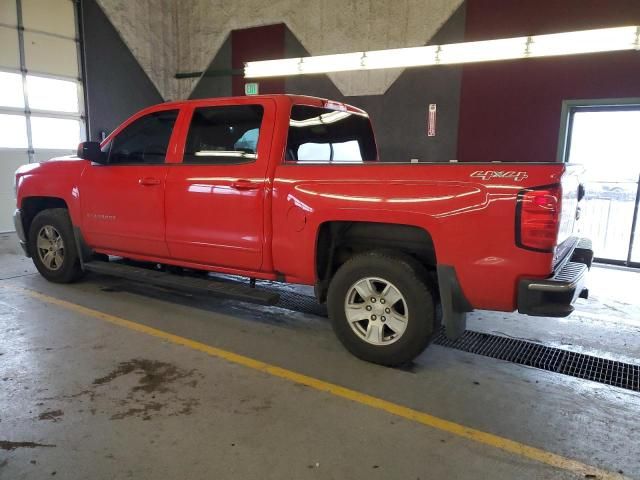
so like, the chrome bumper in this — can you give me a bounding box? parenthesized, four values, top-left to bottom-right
(517, 238, 592, 317)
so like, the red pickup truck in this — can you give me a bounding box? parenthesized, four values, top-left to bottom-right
(13, 94, 593, 366)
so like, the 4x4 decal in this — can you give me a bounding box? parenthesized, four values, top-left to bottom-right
(470, 170, 529, 181)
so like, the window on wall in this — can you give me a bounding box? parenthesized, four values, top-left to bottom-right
(0, 0, 85, 232)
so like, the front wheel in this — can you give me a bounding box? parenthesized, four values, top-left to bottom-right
(327, 251, 436, 367)
(28, 208, 84, 283)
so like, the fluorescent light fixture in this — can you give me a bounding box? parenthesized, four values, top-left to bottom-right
(300, 52, 364, 74)
(244, 53, 363, 77)
(527, 26, 639, 57)
(438, 37, 527, 64)
(365, 45, 439, 69)
(244, 58, 301, 78)
(245, 26, 640, 78)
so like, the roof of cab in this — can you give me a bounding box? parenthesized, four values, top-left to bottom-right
(158, 94, 367, 115)
(100, 94, 369, 147)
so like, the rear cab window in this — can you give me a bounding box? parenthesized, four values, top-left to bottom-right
(286, 105, 377, 163)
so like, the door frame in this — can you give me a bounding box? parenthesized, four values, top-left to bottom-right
(163, 97, 277, 272)
(557, 97, 640, 268)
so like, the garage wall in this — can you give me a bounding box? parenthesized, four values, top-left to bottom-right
(82, 0, 164, 141)
(175, 0, 464, 98)
(86, 0, 466, 162)
(63, 0, 640, 170)
(189, 35, 233, 100)
(0, 0, 85, 232)
(231, 24, 286, 97)
(190, 25, 288, 99)
(93, 1, 466, 100)
(284, 6, 465, 162)
(188, 9, 465, 162)
(457, 0, 640, 163)
(94, 0, 178, 100)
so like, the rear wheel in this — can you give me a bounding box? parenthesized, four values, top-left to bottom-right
(327, 251, 436, 366)
(28, 208, 83, 283)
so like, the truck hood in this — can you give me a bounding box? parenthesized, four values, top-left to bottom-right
(15, 155, 85, 175)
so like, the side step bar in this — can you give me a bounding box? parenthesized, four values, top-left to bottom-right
(83, 261, 280, 306)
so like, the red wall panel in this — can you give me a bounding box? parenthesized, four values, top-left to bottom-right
(458, 0, 640, 163)
(231, 24, 285, 96)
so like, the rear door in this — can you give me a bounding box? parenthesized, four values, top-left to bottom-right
(80, 108, 180, 257)
(164, 98, 276, 271)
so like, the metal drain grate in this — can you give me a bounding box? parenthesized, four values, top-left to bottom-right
(255, 282, 640, 392)
(165, 272, 640, 392)
(434, 330, 640, 392)
(263, 285, 640, 392)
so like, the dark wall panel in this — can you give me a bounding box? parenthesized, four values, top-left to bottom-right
(231, 24, 285, 96)
(464, 0, 640, 40)
(189, 35, 233, 99)
(458, 0, 640, 163)
(81, 0, 163, 141)
(285, 5, 466, 162)
(189, 25, 286, 100)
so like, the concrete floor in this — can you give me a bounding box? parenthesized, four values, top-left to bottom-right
(1, 234, 639, 479)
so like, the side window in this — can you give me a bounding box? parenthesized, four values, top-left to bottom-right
(183, 105, 263, 164)
(108, 110, 178, 165)
(286, 105, 377, 163)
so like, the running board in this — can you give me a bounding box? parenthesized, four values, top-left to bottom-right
(83, 261, 280, 306)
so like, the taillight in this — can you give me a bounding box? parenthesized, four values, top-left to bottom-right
(515, 184, 561, 252)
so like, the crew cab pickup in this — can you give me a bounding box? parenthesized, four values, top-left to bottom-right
(13, 94, 593, 366)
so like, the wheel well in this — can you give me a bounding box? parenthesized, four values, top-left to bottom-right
(20, 197, 68, 240)
(315, 221, 436, 302)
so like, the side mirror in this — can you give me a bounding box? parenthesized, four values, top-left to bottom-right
(77, 141, 106, 164)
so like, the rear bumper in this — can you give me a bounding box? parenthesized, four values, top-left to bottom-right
(517, 238, 593, 317)
(13, 209, 30, 257)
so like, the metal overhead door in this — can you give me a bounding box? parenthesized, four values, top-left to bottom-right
(0, 0, 85, 232)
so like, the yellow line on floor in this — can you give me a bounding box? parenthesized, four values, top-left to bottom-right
(10, 285, 627, 480)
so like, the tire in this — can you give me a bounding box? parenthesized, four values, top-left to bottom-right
(327, 251, 436, 367)
(28, 208, 84, 283)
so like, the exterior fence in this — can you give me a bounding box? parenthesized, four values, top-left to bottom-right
(576, 181, 639, 263)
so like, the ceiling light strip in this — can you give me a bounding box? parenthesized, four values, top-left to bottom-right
(244, 26, 640, 78)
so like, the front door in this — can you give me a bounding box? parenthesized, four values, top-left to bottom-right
(165, 99, 275, 271)
(80, 108, 180, 257)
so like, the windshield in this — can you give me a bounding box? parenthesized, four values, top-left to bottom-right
(286, 105, 377, 163)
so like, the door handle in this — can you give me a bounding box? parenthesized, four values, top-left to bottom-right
(139, 177, 161, 186)
(231, 179, 260, 190)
